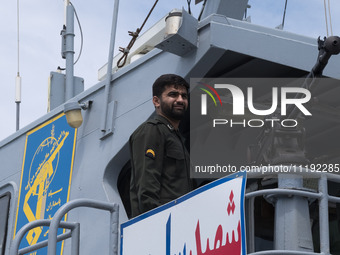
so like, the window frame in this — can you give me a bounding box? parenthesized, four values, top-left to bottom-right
(0, 182, 17, 255)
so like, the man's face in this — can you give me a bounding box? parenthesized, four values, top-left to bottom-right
(154, 85, 188, 120)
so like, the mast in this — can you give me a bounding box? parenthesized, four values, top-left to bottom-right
(63, 0, 75, 101)
(15, 0, 21, 131)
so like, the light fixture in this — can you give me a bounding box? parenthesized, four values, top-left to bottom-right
(63, 100, 92, 128)
(164, 9, 182, 38)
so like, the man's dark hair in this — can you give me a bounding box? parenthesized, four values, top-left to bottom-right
(152, 74, 189, 97)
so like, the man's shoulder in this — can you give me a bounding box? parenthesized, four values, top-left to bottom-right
(131, 115, 173, 140)
(136, 115, 170, 129)
(136, 117, 160, 130)
(131, 117, 160, 137)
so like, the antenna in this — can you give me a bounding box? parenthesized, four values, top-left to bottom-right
(323, 0, 333, 36)
(63, 0, 75, 101)
(276, 0, 288, 30)
(16, 0, 22, 131)
(64, 0, 70, 26)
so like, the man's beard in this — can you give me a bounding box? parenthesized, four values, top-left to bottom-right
(160, 101, 186, 120)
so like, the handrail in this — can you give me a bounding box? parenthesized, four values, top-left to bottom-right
(47, 198, 119, 255)
(245, 172, 334, 254)
(248, 250, 321, 255)
(245, 188, 322, 200)
(247, 167, 340, 181)
(318, 175, 329, 254)
(11, 219, 79, 255)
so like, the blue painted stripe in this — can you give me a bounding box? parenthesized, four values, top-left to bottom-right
(166, 215, 171, 255)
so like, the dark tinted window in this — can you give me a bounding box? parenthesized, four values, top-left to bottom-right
(0, 194, 10, 255)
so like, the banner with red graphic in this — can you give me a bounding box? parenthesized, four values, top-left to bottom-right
(120, 171, 247, 255)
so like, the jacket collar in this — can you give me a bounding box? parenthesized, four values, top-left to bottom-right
(154, 115, 175, 131)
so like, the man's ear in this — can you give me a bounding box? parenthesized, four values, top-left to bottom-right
(153, 96, 160, 108)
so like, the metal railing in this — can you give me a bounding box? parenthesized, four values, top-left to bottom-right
(11, 220, 79, 255)
(246, 170, 340, 255)
(11, 199, 119, 255)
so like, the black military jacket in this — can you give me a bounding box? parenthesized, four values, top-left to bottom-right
(129, 115, 193, 218)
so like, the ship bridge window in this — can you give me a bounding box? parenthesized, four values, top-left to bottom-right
(0, 193, 10, 255)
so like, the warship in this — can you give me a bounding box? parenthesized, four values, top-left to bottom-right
(1, 0, 340, 254)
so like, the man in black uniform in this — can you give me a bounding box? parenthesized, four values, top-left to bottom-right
(129, 74, 193, 218)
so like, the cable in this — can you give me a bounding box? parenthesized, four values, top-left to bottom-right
(58, 1, 83, 69)
(117, 0, 160, 68)
(281, 0, 288, 30)
(70, 2, 83, 65)
(198, 0, 207, 21)
(187, 0, 192, 15)
(244, 5, 247, 20)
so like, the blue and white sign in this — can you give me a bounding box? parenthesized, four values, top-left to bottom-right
(121, 171, 247, 255)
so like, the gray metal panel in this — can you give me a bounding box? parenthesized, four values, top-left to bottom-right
(209, 19, 317, 74)
(208, 15, 340, 78)
(0, 134, 26, 188)
(200, 0, 249, 20)
(49, 72, 84, 111)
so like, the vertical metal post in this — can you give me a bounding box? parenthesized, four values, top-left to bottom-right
(319, 174, 330, 254)
(281, 0, 288, 29)
(110, 204, 119, 255)
(16, 0, 21, 131)
(15, 74, 21, 129)
(48, 199, 119, 255)
(65, 3, 75, 101)
(71, 223, 80, 255)
(100, 0, 120, 133)
(16, 102, 20, 131)
(11, 220, 76, 255)
(274, 173, 313, 251)
(64, 0, 70, 26)
(246, 197, 255, 253)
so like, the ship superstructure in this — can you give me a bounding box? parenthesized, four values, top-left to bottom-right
(1, 0, 340, 254)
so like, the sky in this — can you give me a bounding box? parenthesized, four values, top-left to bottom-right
(0, 0, 339, 142)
